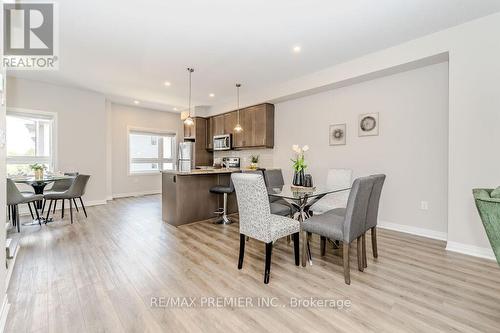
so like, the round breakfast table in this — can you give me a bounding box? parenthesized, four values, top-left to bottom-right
(11, 175, 73, 225)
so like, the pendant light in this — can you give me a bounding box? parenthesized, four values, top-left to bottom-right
(183, 67, 195, 126)
(234, 83, 243, 132)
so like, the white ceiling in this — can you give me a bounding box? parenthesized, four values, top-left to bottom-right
(10, 0, 500, 112)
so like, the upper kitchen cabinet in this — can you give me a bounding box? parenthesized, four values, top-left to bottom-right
(212, 114, 225, 136)
(233, 103, 274, 149)
(224, 111, 238, 134)
(206, 117, 213, 150)
(183, 117, 213, 166)
(204, 103, 274, 150)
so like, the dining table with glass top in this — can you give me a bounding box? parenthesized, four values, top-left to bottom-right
(267, 184, 351, 267)
(10, 174, 74, 224)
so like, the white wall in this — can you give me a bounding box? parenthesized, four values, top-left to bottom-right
(110, 103, 183, 198)
(209, 12, 500, 257)
(274, 62, 449, 236)
(6, 77, 107, 204)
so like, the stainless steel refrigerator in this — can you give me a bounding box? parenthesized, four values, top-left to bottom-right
(178, 142, 194, 172)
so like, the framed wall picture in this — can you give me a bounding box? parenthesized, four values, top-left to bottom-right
(329, 123, 346, 145)
(358, 112, 379, 136)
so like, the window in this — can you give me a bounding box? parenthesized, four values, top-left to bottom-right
(6, 110, 55, 176)
(129, 130, 176, 174)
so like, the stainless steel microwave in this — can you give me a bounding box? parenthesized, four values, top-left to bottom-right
(213, 134, 231, 151)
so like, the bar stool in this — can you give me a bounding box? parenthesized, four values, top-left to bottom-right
(209, 177, 235, 225)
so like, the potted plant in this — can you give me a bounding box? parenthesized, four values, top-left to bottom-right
(250, 155, 259, 170)
(30, 163, 46, 180)
(291, 145, 309, 186)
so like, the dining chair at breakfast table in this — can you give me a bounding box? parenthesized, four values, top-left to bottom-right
(10, 175, 74, 225)
(267, 184, 351, 267)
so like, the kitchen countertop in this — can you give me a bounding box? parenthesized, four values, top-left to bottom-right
(162, 168, 241, 176)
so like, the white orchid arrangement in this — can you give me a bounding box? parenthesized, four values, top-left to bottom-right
(291, 144, 309, 172)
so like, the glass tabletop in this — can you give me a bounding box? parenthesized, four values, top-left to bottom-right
(267, 185, 351, 200)
(10, 175, 73, 184)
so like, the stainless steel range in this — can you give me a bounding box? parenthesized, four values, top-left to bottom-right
(222, 157, 240, 168)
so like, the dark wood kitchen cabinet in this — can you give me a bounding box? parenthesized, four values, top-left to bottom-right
(206, 117, 213, 150)
(224, 111, 238, 134)
(183, 117, 213, 166)
(204, 103, 274, 150)
(233, 103, 274, 149)
(212, 115, 225, 136)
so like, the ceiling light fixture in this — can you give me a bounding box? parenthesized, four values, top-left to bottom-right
(164, 81, 171, 87)
(209, 93, 215, 98)
(173, 107, 178, 111)
(183, 68, 195, 126)
(133, 100, 140, 105)
(234, 83, 243, 133)
(293, 45, 301, 53)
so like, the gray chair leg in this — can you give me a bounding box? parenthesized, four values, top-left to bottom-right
(362, 233, 367, 268)
(357, 236, 364, 272)
(69, 199, 73, 224)
(73, 198, 79, 212)
(27, 202, 35, 219)
(53, 199, 57, 214)
(46, 200, 53, 221)
(320, 236, 326, 256)
(61, 199, 65, 218)
(371, 227, 378, 258)
(343, 242, 350, 285)
(15, 205, 20, 233)
(41, 199, 46, 214)
(79, 197, 87, 218)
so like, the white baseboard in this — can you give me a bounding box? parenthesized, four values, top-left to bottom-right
(446, 241, 496, 261)
(378, 220, 495, 261)
(0, 295, 10, 333)
(111, 190, 161, 199)
(84, 200, 107, 207)
(378, 220, 448, 241)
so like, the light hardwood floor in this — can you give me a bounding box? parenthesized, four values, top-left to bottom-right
(5, 195, 500, 332)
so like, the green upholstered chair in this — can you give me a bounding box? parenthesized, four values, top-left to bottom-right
(473, 189, 500, 265)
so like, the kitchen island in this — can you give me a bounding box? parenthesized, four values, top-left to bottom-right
(162, 168, 240, 226)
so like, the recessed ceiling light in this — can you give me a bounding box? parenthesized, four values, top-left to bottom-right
(293, 45, 301, 53)
(173, 107, 178, 111)
(164, 81, 171, 87)
(209, 93, 215, 98)
(133, 100, 140, 105)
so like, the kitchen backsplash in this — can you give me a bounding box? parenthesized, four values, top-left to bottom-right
(214, 149, 274, 168)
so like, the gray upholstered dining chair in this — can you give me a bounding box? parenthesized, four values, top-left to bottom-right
(232, 173, 300, 284)
(44, 174, 90, 224)
(42, 172, 79, 216)
(7, 178, 44, 232)
(302, 176, 375, 285)
(362, 174, 386, 267)
(244, 169, 294, 217)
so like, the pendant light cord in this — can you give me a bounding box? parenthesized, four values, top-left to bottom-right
(236, 83, 241, 124)
(187, 68, 194, 118)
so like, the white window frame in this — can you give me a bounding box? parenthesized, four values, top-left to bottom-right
(6, 108, 58, 172)
(127, 126, 177, 175)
